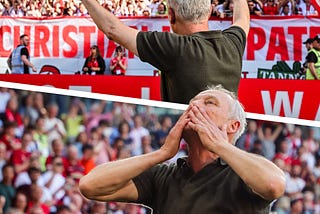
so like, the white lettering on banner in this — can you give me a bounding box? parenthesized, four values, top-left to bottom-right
(261, 91, 303, 118)
(69, 86, 92, 92)
(141, 87, 150, 100)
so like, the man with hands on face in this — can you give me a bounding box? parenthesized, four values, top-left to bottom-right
(79, 85, 286, 214)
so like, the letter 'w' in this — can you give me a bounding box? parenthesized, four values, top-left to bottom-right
(261, 91, 303, 118)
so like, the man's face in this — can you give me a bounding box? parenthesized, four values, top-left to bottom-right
(312, 40, 319, 50)
(21, 36, 30, 46)
(305, 43, 312, 50)
(187, 90, 232, 130)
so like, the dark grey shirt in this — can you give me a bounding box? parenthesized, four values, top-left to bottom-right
(132, 157, 271, 214)
(137, 26, 246, 104)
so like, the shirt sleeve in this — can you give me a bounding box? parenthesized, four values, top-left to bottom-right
(306, 52, 317, 63)
(132, 165, 160, 206)
(20, 47, 28, 57)
(222, 26, 247, 58)
(136, 31, 187, 71)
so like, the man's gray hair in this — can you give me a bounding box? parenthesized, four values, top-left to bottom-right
(205, 85, 247, 144)
(167, 0, 212, 24)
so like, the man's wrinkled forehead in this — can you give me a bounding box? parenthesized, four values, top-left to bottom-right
(191, 89, 233, 102)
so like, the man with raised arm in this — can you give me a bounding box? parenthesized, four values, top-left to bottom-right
(81, 0, 250, 104)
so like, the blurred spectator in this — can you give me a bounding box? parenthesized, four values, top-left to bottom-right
(289, 194, 304, 214)
(88, 201, 107, 214)
(33, 116, 50, 171)
(26, 184, 50, 214)
(45, 138, 68, 176)
(216, 0, 234, 18)
(2, 96, 24, 137)
(286, 164, 306, 197)
(151, 115, 172, 150)
(129, 114, 150, 156)
(73, 131, 89, 158)
(0, 164, 15, 213)
(15, 167, 52, 207)
(295, 0, 306, 15)
(149, 0, 160, 16)
(25, 1, 41, 17)
(141, 134, 152, 154)
(288, 126, 303, 159)
(11, 192, 28, 213)
(236, 119, 258, 152)
(76, 2, 89, 16)
(61, 99, 87, 144)
(9, 131, 34, 174)
(274, 138, 293, 167)
(110, 120, 133, 146)
(301, 0, 318, 15)
(248, 0, 263, 15)
(0, 88, 12, 114)
(109, 46, 128, 75)
(303, 190, 316, 213)
(82, 45, 106, 75)
(0, 144, 7, 181)
(256, 0, 279, 15)
(56, 204, 72, 214)
(85, 101, 112, 133)
(12, 0, 24, 16)
(249, 139, 264, 155)
(273, 195, 291, 214)
(65, 145, 84, 182)
(156, 1, 166, 15)
(0, 121, 21, 154)
(80, 144, 95, 174)
(258, 122, 283, 160)
(278, 0, 295, 15)
(42, 156, 66, 207)
(303, 128, 318, 155)
(20, 92, 40, 126)
(44, 102, 66, 145)
(70, 192, 85, 214)
(14, 165, 45, 189)
(93, 127, 115, 165)
(1, 0, 14, 16)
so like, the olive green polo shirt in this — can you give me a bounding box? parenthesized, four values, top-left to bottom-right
(132, 158, 271, 214)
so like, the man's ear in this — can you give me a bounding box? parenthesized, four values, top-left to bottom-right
(168, 8, 176, 24)
(227, 120, 240, 135)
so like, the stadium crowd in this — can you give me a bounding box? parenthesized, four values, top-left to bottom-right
(0, 0, 318, 17)
(0, 87, 319, 214)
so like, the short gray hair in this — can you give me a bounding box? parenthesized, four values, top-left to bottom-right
(205, 85, 247, 144)
(167, 0, 212, 24)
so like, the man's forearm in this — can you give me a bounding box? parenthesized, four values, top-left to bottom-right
(213, 142, 285, 200)
(309, 64, 318, 79)
(79, 149, 169, 200)
(232, 0, 250, 35)
(81, 0, 139, 55)
(21, 58, 34, 68)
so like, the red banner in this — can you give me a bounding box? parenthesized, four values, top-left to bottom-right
(0, 75, 319, 122)
(238, 79, 319, 121)
(0, 74, 161, 100)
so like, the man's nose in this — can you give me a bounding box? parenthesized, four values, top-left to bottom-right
(190, 99, 201, 107)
